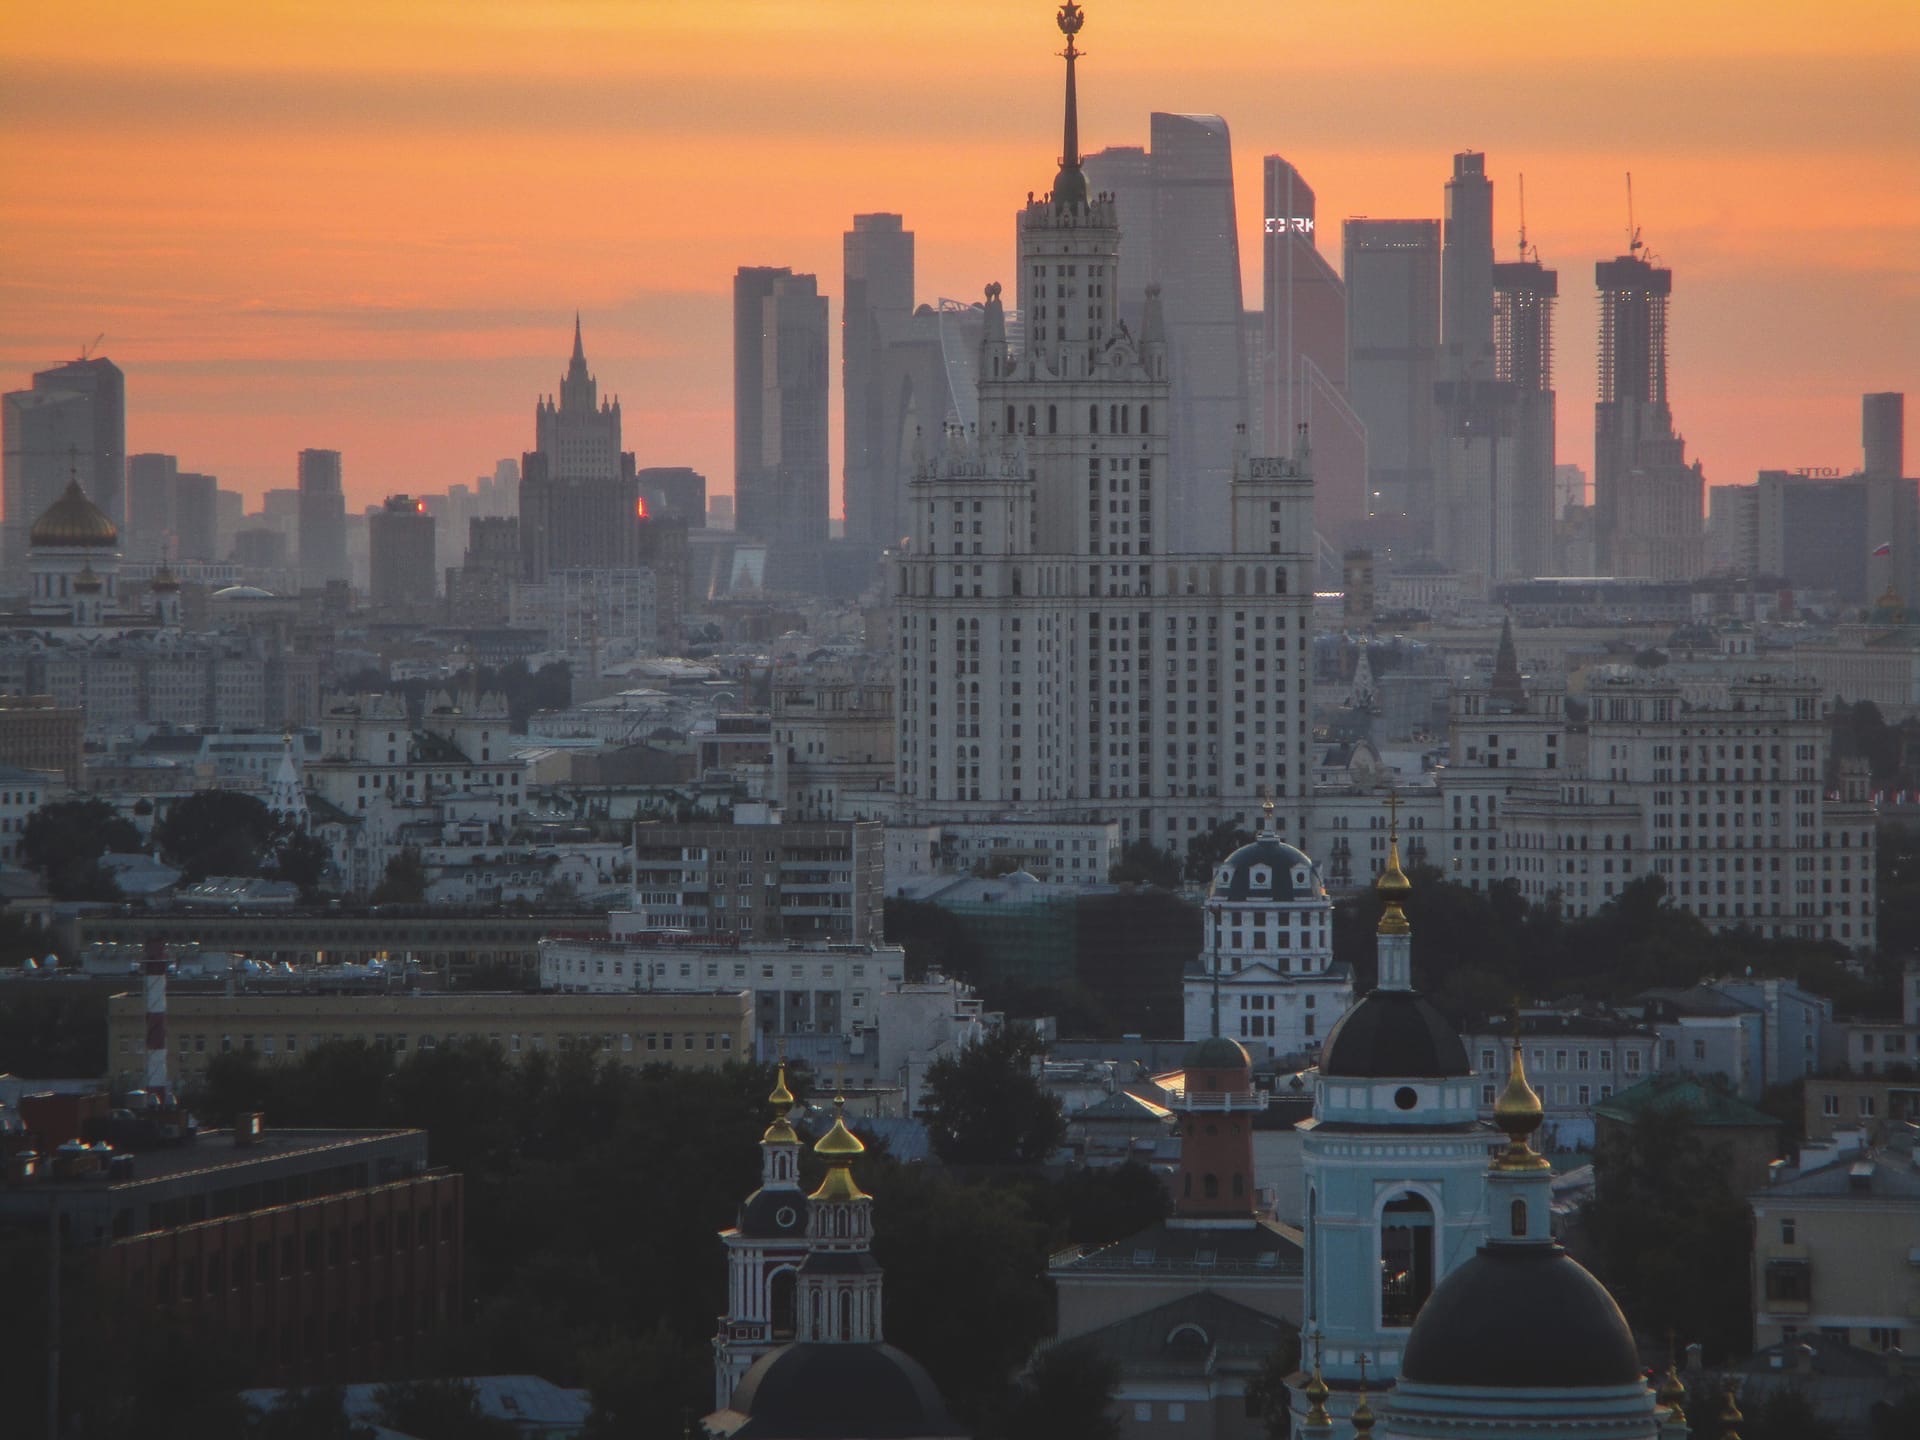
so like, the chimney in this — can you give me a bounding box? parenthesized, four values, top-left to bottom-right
(234, 1111, 265, 1147)
(142, 937, 169, 1101)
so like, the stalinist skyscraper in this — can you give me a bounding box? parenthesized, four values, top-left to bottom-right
(894, 3, 1315, 853)
(518, 316, 642, 581)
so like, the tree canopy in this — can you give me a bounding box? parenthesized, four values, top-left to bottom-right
(921, 1029, 1066, 1166)
(21, 797, 140, 899)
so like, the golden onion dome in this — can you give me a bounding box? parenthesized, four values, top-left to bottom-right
(1375, 832, 1412, 936)
(813, 1099, 866, 1160)
(810, 1162, 870, 1204)
(31, 477, 118, 549)
(1493, 1031, 1552, 1172)
(768, 1063, 795, 1111)
(72, 564, 103, 594)
(1302, 1360, 1331, 1429)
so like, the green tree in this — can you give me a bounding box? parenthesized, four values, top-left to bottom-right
(1184, 821, 1253, 883)
(1000, 1344, 1122, 1440)
(0, 989, 107, 1075)
(1109, 838, 1181, 888)
(1046, 1163, 1171, 1247)
(922, 1030, 1065, 1166)
(1242, 1334, 1305, 1440)
(372, 847, 429, 904)
(272, 830, 334, 898)
(1582, 1104, 1753, 1362)
(156, 790, 285, 881)
(21, 797, 140, 899)
(581, 1322, 714, 1440)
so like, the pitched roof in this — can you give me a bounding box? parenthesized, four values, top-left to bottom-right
(1593, 1072, 1778, 1128)
(1056, 1288, 1294, 1376)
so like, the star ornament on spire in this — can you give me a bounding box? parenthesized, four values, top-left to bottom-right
(1057, 1, 1085, 46)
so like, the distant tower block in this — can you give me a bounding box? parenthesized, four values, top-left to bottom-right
(1864, 393, 1905, 480)
(1343, 547, 1375, 623)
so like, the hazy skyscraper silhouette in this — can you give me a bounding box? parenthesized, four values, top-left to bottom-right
(1594, 247, 1703, 577)
(297, 448, 348, 586)
(3, 355, 125, 582)
(843, 214, 915, 552)
(172, 471, 219, 561)
(519, 318, 643, 583)
(1260, 156, 1366, 553)
(1085, 112, 1249, 551)
(1344, 218, 1440, 556)
(126, 453, 178, 562)
(733, 266, 829, 589)
(1492, 253, 1559, 577)
(370, 495, 436, 606)
(1440, 152, 1495, 378)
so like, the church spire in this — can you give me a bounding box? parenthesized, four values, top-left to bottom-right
(1051, 3, 1090, 208)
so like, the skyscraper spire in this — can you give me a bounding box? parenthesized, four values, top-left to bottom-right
(1052, 3, 1089, 208)
(571, 310, 586, 369)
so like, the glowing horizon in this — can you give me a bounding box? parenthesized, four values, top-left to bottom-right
(2, 0, 1915, 516)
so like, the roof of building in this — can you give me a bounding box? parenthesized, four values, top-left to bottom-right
(1058, 1288, 1293, 1378)
(1209, 834, 1321, 904)
(1051, 1217, 1302, 1277)
(1069, 1090, 1174, 1124)
(1636, 986, 1757, 1018)
(1759, 1150, 1920, 1201)
(243, 1374, 590, 1430)
(1319, 989, 1471, 1080)
(1184, 1035, 1252, 1072)
(1738, 1335, 1920, 1438)
(1593, 1073, 1779, 1129)
(31, 477, 118, 549)
(1399, 1244, 1642, 1390)
(715, 1342, 966, 1439)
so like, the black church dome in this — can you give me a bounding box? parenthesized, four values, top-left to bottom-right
(1209, 837, 1320, 903)
(726, 1342, 968, 1438)
(1318, 988, 1470, 1079)
(1400, 1245, 1643, 1390)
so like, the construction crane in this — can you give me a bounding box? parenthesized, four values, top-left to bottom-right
(78, 333, 104, 360)
(1626, 173, 1643, 257)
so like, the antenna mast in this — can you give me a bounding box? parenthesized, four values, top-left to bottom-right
(1626, 172, 1643, 257)
(1517, 174, 1528, 263)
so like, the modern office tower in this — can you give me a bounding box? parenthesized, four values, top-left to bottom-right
(216, 488, 244, 558)
(707, 493, 734, 531)
(1708, 482, 1760, 575)
(1594, 248, 1704, 577)
(1440, 152, 1496, 378)
(843, 214, 916, 551)
(368, 495, 436, 606)
(518, 319, 643, 583)
(1865, 393, 1905, 480)
(1862, 393, 1916, 601)
(636, 466, 708, 527)
(1084, 113, 1249, 552)
(734, 267, 830, 589)
(3, 355, 125, 580)
(1345, 218, 1441, 555)
(296, 448, 347, 586)
(171, 472, 219, 561)
(1431, 154, 1556, 585)
(125, 453, 178, 561)
(1260, 156, 1367, 553)
(1752, 469, 1887, 602)
(895, 5, 1315, 852)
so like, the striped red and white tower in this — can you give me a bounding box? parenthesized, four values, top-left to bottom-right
(142, 936, 169, 1098)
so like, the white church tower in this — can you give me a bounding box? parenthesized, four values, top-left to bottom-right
(712, 1065, 811, 1408)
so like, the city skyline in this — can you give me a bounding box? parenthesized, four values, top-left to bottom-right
(1, 1, 1915, 514)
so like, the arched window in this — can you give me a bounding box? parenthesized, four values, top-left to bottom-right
(1048, 404, 1058, 434)
(840, 1290, 854, 1339)
(1277, 567, 1289, 594)
(1026, 404, 1037, 433)
(1510, 1197, 1528, 1238)
(1381, 1192, 1437, 1326)
(1006, 404, 1016, 435)
(770, 1269, 797, 1339)
(1120, 405, 1130, 434)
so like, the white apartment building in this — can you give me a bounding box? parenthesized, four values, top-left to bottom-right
(1462, 1014, 1658, 1152)
(892, 131, 1315, 854)
(0, 765, 51, 864)
(771, 663, 894, 821)
(305, 691, 525, 831)
(1502, 674, 1877, 947)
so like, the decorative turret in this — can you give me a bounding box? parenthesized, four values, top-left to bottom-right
(795, 1093, 883, 1343)
(267, 732, 310, 833)
(1491, 612, 1528, 708)
(1050, 3, 1089, 209)
(1300, 1343, 1333, 1436)
(712, 1063, 814, 1409)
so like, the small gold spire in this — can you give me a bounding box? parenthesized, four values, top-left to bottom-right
(1375, 790, 1412, 936)
(1492, 1013, 1551, 1173)
(1303, 1333, 1331, 1428)
(768, 1061, 795, 1111)
(1654, 1363, 1686, 1422)
(1719, 1385, 1743, 1439)
(1352, 1354, 1375, 1434)
(813, 1093, 866, 1159)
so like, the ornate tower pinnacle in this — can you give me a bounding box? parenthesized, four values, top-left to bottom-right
(1052, 3, 1089, 208)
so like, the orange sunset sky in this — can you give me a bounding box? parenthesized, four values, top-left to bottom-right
(2, 0, 1916, 519)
